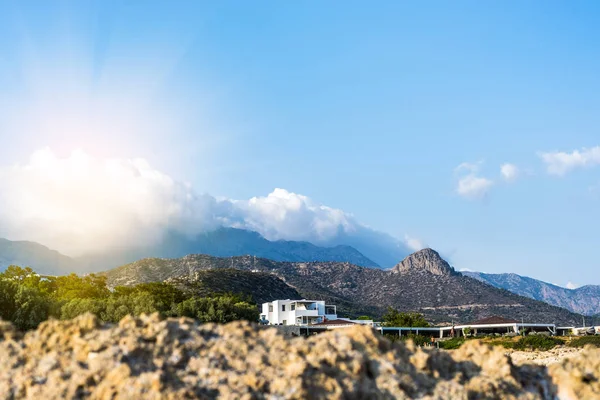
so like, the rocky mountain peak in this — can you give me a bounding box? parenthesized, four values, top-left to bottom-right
(391, 248, 457, 276)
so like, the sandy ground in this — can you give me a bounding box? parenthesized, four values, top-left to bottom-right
(507, 346, 584, 366)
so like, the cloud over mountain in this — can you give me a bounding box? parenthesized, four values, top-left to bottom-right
(0, 149, 409, 264)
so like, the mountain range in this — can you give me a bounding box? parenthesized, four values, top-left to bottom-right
(463, 271, 600, 317)
(0, 228, 381, 274)
(0, 238, 77, 275)
(103, 248, 585, 325)
(4, 230, 599, 323)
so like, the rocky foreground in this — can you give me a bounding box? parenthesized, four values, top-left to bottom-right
(0, 315, 599, 399)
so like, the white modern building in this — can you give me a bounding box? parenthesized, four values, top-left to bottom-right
(261, 299, 338, 326)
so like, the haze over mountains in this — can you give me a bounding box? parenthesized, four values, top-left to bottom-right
(463, 271, 600, 317)
(0, 228, 385, 274)
(0, 238, 76, 276)
(104, 248, 585, 325)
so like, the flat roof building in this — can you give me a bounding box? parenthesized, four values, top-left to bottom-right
(261, 299, 337, 326)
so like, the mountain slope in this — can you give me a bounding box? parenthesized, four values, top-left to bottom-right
(77, 228, 379, 272)
(165, 268, 302, 305)
(104, 249, 583, 325)
(0, 238, 76, 275)
(463, 271, 600, 316)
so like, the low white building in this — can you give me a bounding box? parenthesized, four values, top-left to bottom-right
(314, 318, 375, 329)
(261, 299, 337, 326)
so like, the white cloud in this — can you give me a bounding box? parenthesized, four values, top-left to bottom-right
(0, 149, 410, 265)
(224, 189, 357, 243)
(456, 175, 493, 199)
(565, 281, 580, 290)
(539, 146, 600, 176)
(403, 234, 425, 252)
(500, 163, 519, 182)
(454, 162, 480, 174)
(454, 161, 493, 200)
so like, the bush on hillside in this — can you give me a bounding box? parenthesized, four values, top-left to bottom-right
(174, 294, 259, 323)
(384, 333, 430, 347)
(569, 336, 600, 348)
(382, 308, 430, 327)
(513, 335, 564, 351)
(439, 337, 466, 350)
(1, 265, 260, 330)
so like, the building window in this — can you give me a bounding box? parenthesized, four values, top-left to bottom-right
(268, 305, 273, 312)
(291, 304, 296, 311)
(282, 320, 287, 325)
(282, 305, 286, 311)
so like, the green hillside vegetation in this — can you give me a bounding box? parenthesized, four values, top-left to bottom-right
(0, 266, 258, 331)
(166, 268, 302, 305)
(568, 336, 600, 348)
(382, 307, 430, 327)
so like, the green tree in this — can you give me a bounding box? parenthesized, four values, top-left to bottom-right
(113, 282, 185, 312)
(60, 298, 107, 320)
(382, 307, 429, 327)
(12, 285, 51, 330)
(54, 273, 110, 301)
(0, 280, 18, 321)
(174, 294, 258, 323)
(356, 315, 372, 320)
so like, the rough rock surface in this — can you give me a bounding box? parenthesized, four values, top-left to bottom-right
(391, 248, 457, 276)
(1, 314, 599, 399)
(509, 347, 584, 367)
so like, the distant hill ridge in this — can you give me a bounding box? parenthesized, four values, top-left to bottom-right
(103, 248, 585, 325)
(463, 271, 600, 316)
(0, 228, 380, 274)
(0, 238, 76, 275)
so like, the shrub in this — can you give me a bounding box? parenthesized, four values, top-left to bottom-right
(174, 294, 258, 323)
(2, 265, 266, 329)
(513, 335, 564, 351)
(439, 337, 466, 350)
(486, 338, 516, 349)
(12, 286, 51, 330)
(383, 333, 430, 347)
(382, 308, 429, 327)
(60, 298, 107, 320)
(569, 336, 600, 348)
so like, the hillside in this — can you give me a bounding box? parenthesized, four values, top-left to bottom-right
(165, 268, 302, 305)
(0, 238, 76, 275)
(463, 271, 600, 316)
(105, 249, 584, 325)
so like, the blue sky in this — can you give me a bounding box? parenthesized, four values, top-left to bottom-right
(1, 1, 599, 286)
